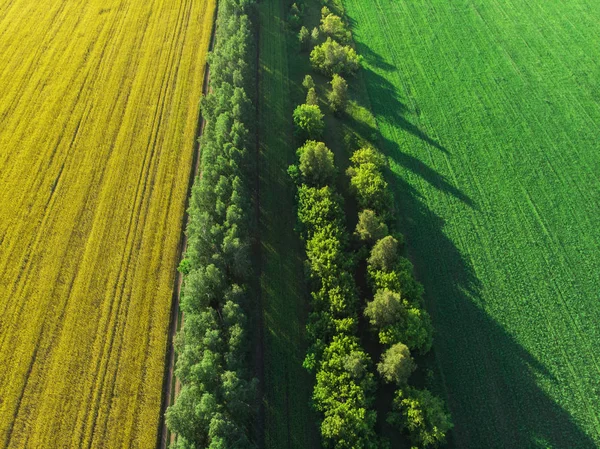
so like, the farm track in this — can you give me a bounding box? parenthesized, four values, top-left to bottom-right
(343, 0, 600, 447)
(0, 0, 215, 447)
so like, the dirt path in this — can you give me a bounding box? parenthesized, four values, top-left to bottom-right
(157, 17, 216, 449)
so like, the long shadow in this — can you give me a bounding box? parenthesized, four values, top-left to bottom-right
(354, 42, 598, 449)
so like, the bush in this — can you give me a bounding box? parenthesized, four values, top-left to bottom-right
(299, 26, 310, 50)
(355, 209, 388, 243)
(306, 87, 318, 105)
(293, 103, 325, 140)
(302, 74, 315, 90)
(388, 387, 453, 448)
(377, 342, 415, 385)
(347, 147, 393, 214)
(310, 38, 361, 76)
(297, 140, 336, 186)
(368, 235, 399, 272)
(327, 74, 348, 114)
(364, 288, 403, 328)
(320, 13, 350, 43)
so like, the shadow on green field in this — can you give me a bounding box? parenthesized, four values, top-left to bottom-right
(355, 44, 598, 449)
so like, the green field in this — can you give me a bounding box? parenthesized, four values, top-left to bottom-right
(257, 0, 320, 447)
(343, 0, 600, 447)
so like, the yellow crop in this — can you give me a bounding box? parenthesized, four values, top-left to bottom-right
(0, 0, 215, 447)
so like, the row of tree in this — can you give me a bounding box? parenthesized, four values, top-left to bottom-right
(288, 4, 382, 448)
(288, 0, 453, 446)
(347, 147, 453, 448)
(292, 142, 379, 448)
(165, 0, 258, 447)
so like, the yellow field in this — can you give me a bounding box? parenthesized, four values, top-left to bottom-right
(0, 0, 215, 447)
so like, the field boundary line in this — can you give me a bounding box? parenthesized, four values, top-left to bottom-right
(156, 4, 218, 448)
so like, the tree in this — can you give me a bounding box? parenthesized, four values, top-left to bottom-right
(288, 3, 301, 29)
(377, 343, 415, 385)
(293, 104, 324, 140)
(355, 209, 388, 243)
(302, 74, 315, 90)
(327, 74, 348, 114)
(310, 38, 361, 76)
(388, 387, 453, 448)
(364, 288, 403, 329)
(368, 235, 399, 272)
(297, 140, 335, 186)
(320, 13, 350, 43)
(298, 26, 310, 50)
(306, 87, 318, 105)
(311, 27, 320, 45)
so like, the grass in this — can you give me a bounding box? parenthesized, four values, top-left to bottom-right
(0, 0, 215, 447)
(257, 0, 320, 447)
(342, 0, 600, 447)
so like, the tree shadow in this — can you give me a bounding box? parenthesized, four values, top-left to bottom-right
(355, 44, 598, 449)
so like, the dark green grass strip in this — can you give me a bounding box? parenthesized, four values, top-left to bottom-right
(342, 0, 600, 447)
(257, 0, 320, 447)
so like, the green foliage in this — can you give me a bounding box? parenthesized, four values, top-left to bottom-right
(377, 342, 415, 385)
(293, 103, 325, 140)
(302, 74, 315, 90)
(320, 13, 350, 43)
(368, 235, 399, 272)
(288, 3, 302, 29)
(297, 140, 336, 186)
(166, 0, 257, 445)
(347, 147, 393, 215)
(364, 288, 403, 329)
(327, 74, 348, 114)
(311, 27, 321, 45)
(388, 388, 453, 448)
(299, 25, 310, 50)
(355, 209, 388, 243)
(313, 335, 378, 449)
(310, 38, 361, 76)
(306, 87, 318, 105)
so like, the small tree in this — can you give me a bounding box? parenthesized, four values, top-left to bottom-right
(310, 38, 361, 76)
(377, 342, 415, 385)
(327, 74, 348, 114)
(302, 74, 315, 90)
(368, 235, 399, 272)
(355, 209, 388, 243)
(297, 140, 335, 186)
(306, 87, 318, 105)
(321, 6, 331, 18)
(388, 387, 453, 448)
(364, 288, 403, 329)
(293, 104, 324, 140)
(288, 3, 301, 29)
(311, 27, 320, 45)
(298, 26, 310, 50)
(320, 13, 350, 43)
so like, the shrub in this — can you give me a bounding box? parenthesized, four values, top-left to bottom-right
(320, 13, 350, 43)
(302, 74, 315, 90)
(310, 38, 361, 76)
(328, 74, 348, 114)
(299, 26, 310, 50)
(306, 87, 318, 105)
(368, 235, 399, 272)
(297, 140, 336, 186)
(388, 387, 453, 448)
(377, 342, 415, 385)
(293, 103, 325, 140)
(355, 209, 388, 243)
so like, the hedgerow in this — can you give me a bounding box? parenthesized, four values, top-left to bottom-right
(166, 0, 258, 446)
(347, 146, 452, 447)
